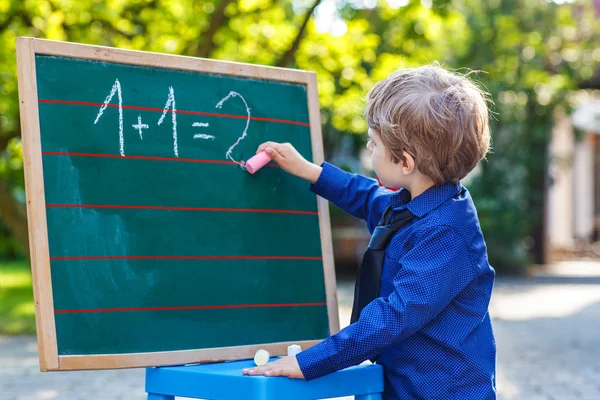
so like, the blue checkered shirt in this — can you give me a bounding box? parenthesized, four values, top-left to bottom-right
(296, 163, 496, 399)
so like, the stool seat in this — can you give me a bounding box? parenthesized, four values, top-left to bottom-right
(145, 358, 384, 400)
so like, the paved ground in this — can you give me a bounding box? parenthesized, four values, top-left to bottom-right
(1, 260, 600, 400)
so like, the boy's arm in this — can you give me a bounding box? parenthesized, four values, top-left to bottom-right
(255, 142, 391, 224)
(310, 162, 392, 223)
(296, 225, 479, 380)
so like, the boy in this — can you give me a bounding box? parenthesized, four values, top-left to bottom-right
(243, 64, 496, 399)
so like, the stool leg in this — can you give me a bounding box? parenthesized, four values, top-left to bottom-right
(356, 394, 383, 400)
(147, 393, 175, 400)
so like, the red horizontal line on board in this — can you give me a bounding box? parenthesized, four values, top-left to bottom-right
(46, 203, 318, 215)
(50, 255, 323, 261)
(43, 151, 237, 165)
(38, 99, 311, 127)
(54, 302, 327, 314)
(42, 151, 280, 168)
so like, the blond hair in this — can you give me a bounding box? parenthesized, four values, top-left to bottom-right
(365, 63, 491, 185)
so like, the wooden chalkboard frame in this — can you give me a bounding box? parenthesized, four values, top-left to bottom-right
(16, 37, 339, 371)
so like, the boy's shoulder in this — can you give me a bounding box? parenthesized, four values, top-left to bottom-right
(398, 189, 491, 275)
(410, 186, 483, 247)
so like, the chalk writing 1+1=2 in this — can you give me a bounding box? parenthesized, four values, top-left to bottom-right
(93, 78, 252, 167)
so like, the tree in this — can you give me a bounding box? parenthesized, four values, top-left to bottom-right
(454, 0, 599, 271)
(0, 0, 449, 257)
(1, 0, 597, 273)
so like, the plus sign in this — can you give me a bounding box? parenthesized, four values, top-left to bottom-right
(132, 115, 149, 139)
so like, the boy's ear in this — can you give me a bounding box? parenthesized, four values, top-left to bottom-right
(401, 151, 416, 174)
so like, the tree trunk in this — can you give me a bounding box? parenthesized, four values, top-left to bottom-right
(276, 0, 322, 68)
(195, 0, 236, 58)
(0, 177, 30, 257)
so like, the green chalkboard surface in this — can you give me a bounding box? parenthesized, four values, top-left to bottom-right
(17, 38, 337, 371)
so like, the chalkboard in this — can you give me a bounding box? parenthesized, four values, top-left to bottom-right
(16, 37, 338, 371)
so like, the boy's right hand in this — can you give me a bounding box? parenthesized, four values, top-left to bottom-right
(256, 142, 322, 184)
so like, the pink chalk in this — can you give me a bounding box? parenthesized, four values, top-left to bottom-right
(245, 151, 272, 174)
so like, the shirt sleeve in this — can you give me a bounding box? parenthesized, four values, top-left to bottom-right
(310, 162, 392, 224)
(296, 225, 477, 380)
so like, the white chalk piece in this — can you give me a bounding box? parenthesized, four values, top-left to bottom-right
(287, 344, 302, 357)
(254, 349, 270, 366)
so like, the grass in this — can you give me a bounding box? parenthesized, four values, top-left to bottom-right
(0, 260, 35, 335)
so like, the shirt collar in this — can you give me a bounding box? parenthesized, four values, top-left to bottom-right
(390, 181, 463, 218)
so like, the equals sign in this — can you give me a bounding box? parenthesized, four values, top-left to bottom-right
(192, 122, 215, 140)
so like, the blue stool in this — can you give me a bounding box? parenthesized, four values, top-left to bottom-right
(145, 358, 384, 399)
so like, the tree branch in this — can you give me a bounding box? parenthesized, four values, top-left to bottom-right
(196, 0, 237, 58)
(276, 0, 322, 67)
(0, 11, 17, 31)
(18, 8, 34, 28)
